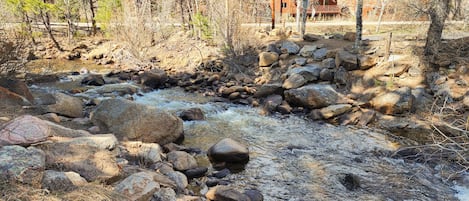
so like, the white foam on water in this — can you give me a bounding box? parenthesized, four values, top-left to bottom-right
(454, 185, 469, 201)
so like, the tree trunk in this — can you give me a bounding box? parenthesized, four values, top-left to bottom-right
(296, 0, 301, 32)
(424, 0, 451, 56)
(301, 0, 309, 38)
(89, 0, 97, 35)
(355, 0, 363, 49)
(375, 0, 387, 33)
(40, 10, 62, 51)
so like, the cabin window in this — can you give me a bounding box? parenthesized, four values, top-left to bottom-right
(281, 2, 287, 8)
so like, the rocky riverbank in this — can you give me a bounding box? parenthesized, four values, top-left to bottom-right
(1, 30, 468, 200)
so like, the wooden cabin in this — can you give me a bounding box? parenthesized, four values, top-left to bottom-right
(270, 0, 341, 17)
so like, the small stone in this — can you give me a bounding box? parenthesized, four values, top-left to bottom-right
(183, 167, 208, 179)
(319, 104, 353, 119)
(179, 108, 205, 121)
(244, 189, 264, 201)
(152, 187, 177, 201)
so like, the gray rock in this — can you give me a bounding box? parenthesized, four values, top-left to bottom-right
(0, 115, 50, 146)
(259, 52, 279, 67)
(81, 74, 105, 86)
(115, 172, 160, 201)
(280, 41, 300, 54)
(37, 134, 119, 182)
(179, 108, 205, 121)
(91, 98, 183, 145)
(335, 50, 358, 71)
(266, 43, 281, 54)
(83, 83, 140, 97)
(0, 145, 45, 187)
(152, 187, 177, 201)
(140, 70, 168, 89)
(253, 83, 283, 98)
(206, 186, 250, 201)
(322, 58, 336, 69)
(334, 67, 349, 86)
(244, 189, 264, 201)
(165, 171, 188, 191)
(319, 68, 334, 81)
(319, 104, 353, 119)
(42, 170, 87, 192)
(313, 48, 328, 61)
(303, 33, 322, 42)
(167, 151, 198, 171)
(294, 57, 307, 66)
(262, 94, 283, 114)
(284, 84, 341, 109)
(208, 138, 249, 164)
(371, 87, 414, 115)
(286, 65, 322, 81)
(42, 92, 83, 118)
(122, 141, 163, 164)
(299, 45, 317, 57)
(283, 73, 307, 89)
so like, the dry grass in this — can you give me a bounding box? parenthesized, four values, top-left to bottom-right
(0, 181, 127, 201)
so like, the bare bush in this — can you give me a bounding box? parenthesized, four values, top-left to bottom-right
(394, 97, 469, 180)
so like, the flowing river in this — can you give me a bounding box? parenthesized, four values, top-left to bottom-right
(134, 88, 466, 201)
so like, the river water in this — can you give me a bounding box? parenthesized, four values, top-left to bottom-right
(134, 88, 463, 201)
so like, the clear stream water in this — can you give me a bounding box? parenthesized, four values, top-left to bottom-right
(134, 88, 467, 201)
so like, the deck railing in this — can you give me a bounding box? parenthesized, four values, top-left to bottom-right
(313, 5, 341, 14)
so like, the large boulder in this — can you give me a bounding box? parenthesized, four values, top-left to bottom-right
(371, 87, 414, 115)
(258, 52, 279, 67)
(91, 98, 184, 145)
(284, 84, 342, 109)
(0, 115, 50, 146)
(114, 172, 161, 201)
(0, 145, 45, 187)
(41, 92, 83, 118)
(0, 115, 92, 146)
(37, 134, 120, 182)
(208, 138, 249, 164)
